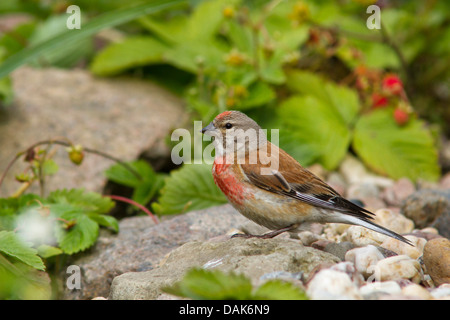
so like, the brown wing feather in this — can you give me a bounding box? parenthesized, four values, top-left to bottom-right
(240, 143, 374, 220)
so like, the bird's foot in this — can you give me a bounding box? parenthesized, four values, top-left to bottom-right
(231, 224, 298, 239)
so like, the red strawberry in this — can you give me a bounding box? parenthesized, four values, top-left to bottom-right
(393, 108, 409, 126)
(383, 74, 403, 95)
(371, 92, 388, 109)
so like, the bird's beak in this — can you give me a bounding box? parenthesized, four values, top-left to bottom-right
(201, 122, 216, 134)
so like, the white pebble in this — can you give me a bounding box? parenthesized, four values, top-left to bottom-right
(346, 225, 388, 246)
(373, 255, 422, 283)
(345, 245, 385, 278)
(430, 284, 450, 299)
(381, 235, 426, 259)
(401, 284, 433, 300)
(359, 281, 401, 297)
(307, 269, 362, 300)
(373, 208, 414, 234)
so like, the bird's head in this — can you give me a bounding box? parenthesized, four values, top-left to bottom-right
(201, 111, 267, 156)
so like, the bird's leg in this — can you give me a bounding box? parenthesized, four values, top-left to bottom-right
(231, 224, 298, 239)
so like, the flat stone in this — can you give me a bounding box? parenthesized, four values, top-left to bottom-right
(108, 237, 340, 300)
(0, 67, 186, 196)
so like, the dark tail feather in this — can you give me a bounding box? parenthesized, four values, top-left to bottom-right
(341, 215, 413, 246)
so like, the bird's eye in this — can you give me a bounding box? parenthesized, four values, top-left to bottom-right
(225, 123, 233, 129)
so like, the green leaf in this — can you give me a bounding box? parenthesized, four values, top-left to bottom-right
(185, 0, 237, 42)
(164, 268, 308, 300)
(353, 109, 440, 182)
(286, 70, 360, 125)
(278, 95, 352, 170)
(105, 160, 165, 205)
(163, 268, 253, 300)
(0, 231, 45, 271)
(45, 189, 116, 254)
(0, 194, 42, 231)
(42, 159, 59, 176)
(138, 15, 189, 44)
(36, 244, 62, 259)
(152, 163, 227, 215)
(237, 81, 276, 110)
(87, 214, 119, 233)
(105, 160, 152, 188)
(47, 188, 114, 214)
(28, 14, 93, 68)
(0, 0, 185, 78)
(90, 36, 168, 76)
(54, 211, 99, 255)
(0, 76, 13, 105)
(164, 40, 227, 74)
(253, 280, 308, 300)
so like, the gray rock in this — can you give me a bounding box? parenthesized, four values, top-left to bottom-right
(323, 241, 357, 261)
(62, 204, 248, 300)
(109, 237, 340, 300)
(0, 67, 186, 196)
(401, 189, 450, 237)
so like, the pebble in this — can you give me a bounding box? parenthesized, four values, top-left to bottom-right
(382, 177, 416, 206)
(339, 155, 394, 188)
(329, 262, 365, 286)
(306, 269, 362, 300)
(380, 235, 426, 260)
(401, 283, 433, 300)
(423, 237, 450, 286)
(297, 231, 321, 246)
(323, 241, 357, 261)
(326, 172, 347, 196)
(346, 225, 389, 246)
(440, 172, 450, 189)
(345, 245, 385, 278)
(359, 281, 402, 298)
(401, 189, 450, 237)
(373, 208, 414, 234)
(430, 284, 450, 299)
(346, 182, 379, 200)
(373, 255, 422, 283)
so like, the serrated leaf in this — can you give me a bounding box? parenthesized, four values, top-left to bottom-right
(90, 36, 167, 76)
(46, 189, 116, 253)
(54, 212, 99, 255)
(286, 69, 360, 125)
(163, 268, 253, 300)
(47, 188, 114, 214)
(353, 109, 440, 181)
(0, 231, 45, 271)
(152, 163, 227, 215)
(105, 160, 153, 188)
(87, 214, 119, 233)
(278, 95, 352, 170)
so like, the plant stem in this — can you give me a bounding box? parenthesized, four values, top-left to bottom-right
(0, 139, 143, 196)
(106, 194, 159, 224)
(379, 20, 411, 83)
